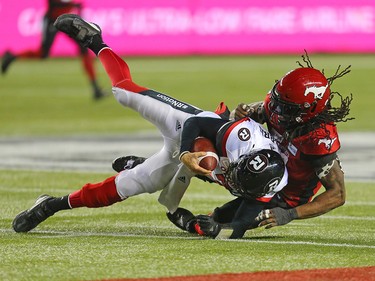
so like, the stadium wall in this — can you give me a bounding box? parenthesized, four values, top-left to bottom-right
(1, 0, 375, 56)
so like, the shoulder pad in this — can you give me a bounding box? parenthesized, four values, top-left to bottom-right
(293, 124, 340, 155)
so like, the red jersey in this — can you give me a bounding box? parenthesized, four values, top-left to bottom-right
(268, 123, 340, 207)
(47, 0, 81, 20)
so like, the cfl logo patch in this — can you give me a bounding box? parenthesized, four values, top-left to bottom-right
(246, 154, 268, 173)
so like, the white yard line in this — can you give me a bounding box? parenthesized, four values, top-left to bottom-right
(1, 228, 374, 249)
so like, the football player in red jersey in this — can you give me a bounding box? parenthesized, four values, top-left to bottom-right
(1, 0, 106, 100)
(231, 53, 353, 229)
(111, 55, 354, 239)
(11, 14, 288, 239)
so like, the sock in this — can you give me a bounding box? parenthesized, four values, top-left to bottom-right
(68, 176, 122, 208)
(46, 195, 71, 212)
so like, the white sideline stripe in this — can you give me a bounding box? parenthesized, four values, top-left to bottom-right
(2, 228, 374, 249)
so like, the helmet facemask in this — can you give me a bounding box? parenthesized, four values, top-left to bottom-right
(268, 83, 320, 130)
(264, 66, 332, 133)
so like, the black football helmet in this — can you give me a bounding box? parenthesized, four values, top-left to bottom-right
(225, 149, 285, 199)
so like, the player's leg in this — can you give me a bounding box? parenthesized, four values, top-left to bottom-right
(1, 51, 17, 74)
(53, 14, 151, 100)
(40, 16, 58, 58)
(12, 175, 122, 233)
(12, 148, 179, 233)
(78, 44, 107, 100)
(1, 16, 54, 74)
(54, 14, 202, 136)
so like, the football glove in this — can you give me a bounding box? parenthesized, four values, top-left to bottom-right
(256, 207, 298, 229)
(195, 215, 221, 238)
(166, 207, 197, 233)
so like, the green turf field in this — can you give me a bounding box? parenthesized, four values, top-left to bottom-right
(0, 54, 374, 136)
(1, 55, 374, 281)
(0, 170, 374, 281)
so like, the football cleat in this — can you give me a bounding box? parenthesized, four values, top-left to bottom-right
(92, 80, 108, 100)
(112, 155, 146, 173)
(12, 195, 55, 233)
(1, 51, 16, 74)
(54, 14, 102, 47)
(93, 88, 108, 100)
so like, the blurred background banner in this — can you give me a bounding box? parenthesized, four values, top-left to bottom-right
(1, 0, 375, 56)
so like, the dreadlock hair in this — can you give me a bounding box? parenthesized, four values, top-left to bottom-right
(287, 50, 354, 143)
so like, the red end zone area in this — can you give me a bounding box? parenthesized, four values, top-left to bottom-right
(98, 266, 375, 281)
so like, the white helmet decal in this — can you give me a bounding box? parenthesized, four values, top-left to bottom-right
(304, 84, 328, 100)
(318, 137, 337, 150)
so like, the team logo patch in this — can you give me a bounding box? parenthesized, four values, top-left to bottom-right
(266, 177, 281, 193)
(304, 84, 328, 100)
(318, 137, 337, 150)
(238, 128, 251, 141)
(246, 154, 268, 173)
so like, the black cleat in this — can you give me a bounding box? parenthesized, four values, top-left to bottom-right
(54, 14, 102, 47)
(112, 155, 146, 173)
(1, 51, 16, 74)
(93, 88, 107, 100)
(12, 195, 55, 233)
(91, 80, 109, 101)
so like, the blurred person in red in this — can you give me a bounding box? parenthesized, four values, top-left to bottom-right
(1, 0, 106, 100)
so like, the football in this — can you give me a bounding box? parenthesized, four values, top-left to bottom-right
(190, 137, 219, 171)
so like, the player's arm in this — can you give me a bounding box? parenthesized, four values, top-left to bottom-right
(256, 154, 345, 228)
(294, 158, 345, 219)
(179, 116, 227, 175)
(195, 198, 267, 239)
(180, 116, 226, 151)
(230, 101, 266, 123)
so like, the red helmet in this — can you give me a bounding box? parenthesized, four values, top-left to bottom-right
(264, 68, 330, 131)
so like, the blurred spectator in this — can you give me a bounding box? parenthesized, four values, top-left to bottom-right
(1, 0, 106, 100)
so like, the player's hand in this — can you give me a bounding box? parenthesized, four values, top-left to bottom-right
(255, 207, 298, 229)
(233, 103, 252, 120)
(195, 215, 221, 238)
(180, 152, 212, 176)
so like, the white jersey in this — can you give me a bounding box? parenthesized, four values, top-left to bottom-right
(111, 86, 286, 211)
(209, 118, 288, 202)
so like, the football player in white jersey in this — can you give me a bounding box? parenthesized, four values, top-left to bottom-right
(12, 14, 287, 239)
